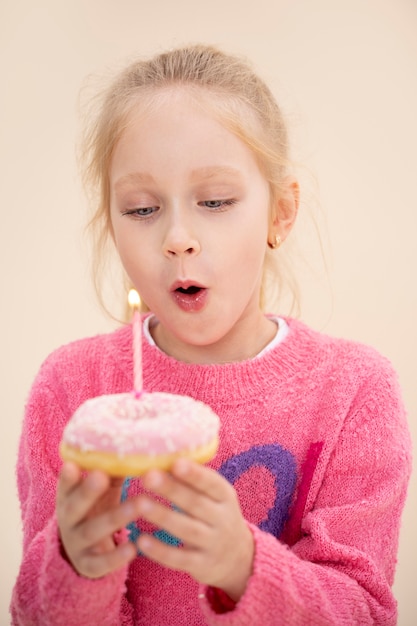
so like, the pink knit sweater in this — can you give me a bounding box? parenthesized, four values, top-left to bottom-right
(11, 317, 411, 625)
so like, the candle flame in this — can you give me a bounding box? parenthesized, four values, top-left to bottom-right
(128, 288, 141, 309)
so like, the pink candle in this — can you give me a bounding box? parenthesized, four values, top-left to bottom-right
(128, 289, 142, 396)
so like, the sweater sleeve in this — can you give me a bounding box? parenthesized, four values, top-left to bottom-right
(10, 357, 134, 626)
(199, 357, 412, 625)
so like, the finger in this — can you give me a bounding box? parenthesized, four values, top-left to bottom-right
(141, 470, 216, 522)
(172, 459, 233, 501)
(77, 540, 137, 579)
(137, 532, 201, 574)
(57, 462, 82, 500)
(90, 476, 126, 514)
(144, 460, 231, 503)
(136, 496, 209, 547)
(76, 498, 143, 552)
(58, 468, 111, 528)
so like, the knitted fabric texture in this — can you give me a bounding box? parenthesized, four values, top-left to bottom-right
(10, 317, 411, 625)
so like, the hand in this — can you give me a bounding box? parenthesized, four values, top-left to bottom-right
(56, 462, 139, 578)
(136, 459, 254, 601)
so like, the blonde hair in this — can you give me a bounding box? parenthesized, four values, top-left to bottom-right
(80, 44, 300, 318)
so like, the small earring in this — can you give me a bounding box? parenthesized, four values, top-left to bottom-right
(268, 234, 282, 249)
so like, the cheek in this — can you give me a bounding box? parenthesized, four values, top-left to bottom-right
(226, 220, 268, 271)
(236, 223, 269, 287)
(240, 244, 267, 287)
(112, 227, 148, 280)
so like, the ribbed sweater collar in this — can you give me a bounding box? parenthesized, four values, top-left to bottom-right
(105, 317, 323, 406)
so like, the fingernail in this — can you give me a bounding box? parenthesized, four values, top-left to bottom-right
(138, 498, 152, 514)
(120, 543, 135, 559)
(145, 471, 162, 489)
(89, 471, 105, 490)
(61, 462, 76, 478)
(138, 535, 152, 551)
(174, 458, 189, 475)
(123, 502, 134, 517)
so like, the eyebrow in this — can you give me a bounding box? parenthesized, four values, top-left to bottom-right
(114, 172, 155, 191)
(190, 166, 243, 181)
(114, 166, 243, 191)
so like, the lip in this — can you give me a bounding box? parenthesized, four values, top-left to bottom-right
(170, 280, 208, 312)
(170, 279, 207, 292)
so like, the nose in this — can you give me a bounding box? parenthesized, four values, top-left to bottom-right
(162, 213, 201, 258)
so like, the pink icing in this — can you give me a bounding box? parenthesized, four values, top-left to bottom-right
(62, 392, 220, 456)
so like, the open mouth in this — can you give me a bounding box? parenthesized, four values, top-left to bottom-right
(175, 286, 202, 295)
(171, 283, 208, 312)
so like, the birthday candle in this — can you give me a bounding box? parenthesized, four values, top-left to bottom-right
(128, 289, 142, 396)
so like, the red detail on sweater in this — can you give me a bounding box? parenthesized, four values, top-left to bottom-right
(281, 441, 324, 546)
(206, 587, 237, 614)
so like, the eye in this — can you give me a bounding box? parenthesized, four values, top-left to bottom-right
(199, 199, 236, 210)
(122, 206, 159, 218)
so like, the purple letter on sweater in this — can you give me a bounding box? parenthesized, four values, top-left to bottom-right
(218, 444, 297, 538)
(122, 443, 297, 549)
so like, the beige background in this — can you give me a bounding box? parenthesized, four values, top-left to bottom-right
(1, 0, 416, 624)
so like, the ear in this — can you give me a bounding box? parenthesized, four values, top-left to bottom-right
(268, 177, 299, 243)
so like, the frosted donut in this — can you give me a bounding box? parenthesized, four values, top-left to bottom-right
(59, 392, 220, 476)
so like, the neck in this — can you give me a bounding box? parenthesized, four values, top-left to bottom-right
(150, 313, 277, 365)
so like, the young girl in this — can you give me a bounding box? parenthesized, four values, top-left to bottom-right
(11, 45, 411, 625)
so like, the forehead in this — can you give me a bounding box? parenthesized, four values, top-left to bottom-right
(109, 97, 272, 202)
(120, 84, 263, 145)
(110, 87, 266, 177)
